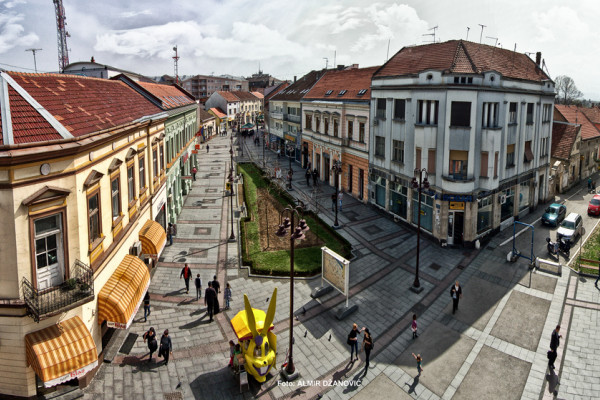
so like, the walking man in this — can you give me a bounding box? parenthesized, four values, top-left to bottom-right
(212, 275, 221, 315)
(143, 291, 151, 322)
(180, 264, 192, 294)
(206, 144, 210, 153)
(167, 223, 174, 246)
(331, 193, 336, 211)
(312, 169, 318, 186)
(195, 274, 202, 301)
(450, 280, 462, 314)
(191, 167, 197, 181)
(159, 329, 173, 366)
(204, 282, 217, 322)
(548, 325, 562, 370)
(305, 169, 311, 187)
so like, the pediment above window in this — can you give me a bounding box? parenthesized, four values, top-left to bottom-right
(22, 186, 71, 206)
(83, 170, 104, 188)
(108, 158, 123, 173)
(125, 148, 137, 161)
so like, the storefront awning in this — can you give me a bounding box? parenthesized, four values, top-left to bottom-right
(25, 316, 98, 388)
(98, 255, 150, 329)
(139, 219, 166, 256)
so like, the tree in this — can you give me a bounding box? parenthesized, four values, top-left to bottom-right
(555, 75, 583, 105)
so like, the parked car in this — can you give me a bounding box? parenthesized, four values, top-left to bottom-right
(542, 203, 567, 227)
(588, 194, 600, 216)
(557, 212, 583, 244)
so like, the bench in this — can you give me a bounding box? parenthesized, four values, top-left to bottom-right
(578, 258, 600, 277)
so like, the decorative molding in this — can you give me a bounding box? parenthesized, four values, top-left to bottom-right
(22, 185, 71, 206)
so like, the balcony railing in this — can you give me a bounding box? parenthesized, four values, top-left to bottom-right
(284, 114, 301, 123)
(22, 260, 95, 322)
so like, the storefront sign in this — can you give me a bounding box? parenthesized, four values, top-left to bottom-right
(284, 134, 296, 142)
(195, 144, 201, 149)
(192, 150, 198, 154)
(442, 194, 473, 202)
(449, 201, 465, 210)
(44, 360, 99, 388)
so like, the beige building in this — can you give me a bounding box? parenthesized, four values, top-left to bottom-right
(0, 71, 170, 397)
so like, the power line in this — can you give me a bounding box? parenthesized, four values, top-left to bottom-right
(0, 62, 53, 73)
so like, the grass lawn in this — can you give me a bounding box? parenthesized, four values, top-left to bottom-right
(576, 222, 600, 275)
(238, 162, 352, 276)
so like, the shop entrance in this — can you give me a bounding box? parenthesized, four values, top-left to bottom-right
(447, 211, 464, 246)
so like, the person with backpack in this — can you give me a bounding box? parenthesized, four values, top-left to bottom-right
(159, 329, 173, 366)
(362, 328, 374, 369)
(180, 264, 192, 294)
(143, 327, 158, 363)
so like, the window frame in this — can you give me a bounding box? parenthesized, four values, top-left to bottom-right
(509, 102, 518, 124)
(127, 161, 136, 205)
(392, 140, 404, 163)
(359, 122, 365, 142)
(110, 173, 122, 222)
(394, 99, 406, 120)
(450, 101, 471, 127)
(376, 98, 386, 119)
(526, 103, 534, 124)
(152, 146, 159, 182)
(29, 208, 69, 290)
(86, 188, 102, 249)
(375, 136, 385, 157)
(417, 100, 439, 125)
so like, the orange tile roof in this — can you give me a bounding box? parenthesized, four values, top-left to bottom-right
(209, 107, 226, 118)
(304, 66, 379, 101)
(6, 72, 163, 141)
(231, 91, 259, 101)
(251, 91, 264, 99)
(375, 40, 550, 82)
(554, 105, 600, 140)
(137, 81, 195, 109)
(551, 123, 579, 160)
(217, 91, 239, 103)
(580, 106, 600, 125)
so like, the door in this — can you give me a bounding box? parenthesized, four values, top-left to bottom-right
(348, 165, 353, 194)
(447, 212, 455, 246)
(35, 214, 64, 290)
(303, 144, 308, 168)
(359, 169, 364, 200)
(324, 157, 330, 182)
(454, 212, 464, 245)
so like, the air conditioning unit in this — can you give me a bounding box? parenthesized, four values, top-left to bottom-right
(130, 241, 142, 257)
(499, 194, 507, 205)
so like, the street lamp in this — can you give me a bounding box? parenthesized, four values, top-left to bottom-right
(286, 143, 295, 190)
(331, 160, 342, 228)
(228, 144, 236, 242)
(410, 168, 429, 292)
(276, 201, 309, 381)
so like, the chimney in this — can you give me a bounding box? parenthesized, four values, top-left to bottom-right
(535, 52, 541, 66)
(294, 76, 297, 83)
(337, 64, 344, 70)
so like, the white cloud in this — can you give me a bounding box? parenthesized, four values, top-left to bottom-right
(120, 9, 153, 18)
(0, 11, 38, 53)
(0, 0, 26, 9)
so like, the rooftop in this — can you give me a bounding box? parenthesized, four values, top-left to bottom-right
(304, 66, 379, 101)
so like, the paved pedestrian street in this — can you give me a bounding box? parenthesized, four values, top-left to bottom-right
(81, 133, 600, 400)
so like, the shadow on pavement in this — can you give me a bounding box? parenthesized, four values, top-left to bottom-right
(405, 375, 419, 394)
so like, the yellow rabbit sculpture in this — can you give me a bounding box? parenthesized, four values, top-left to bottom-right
(230, 288, 277, 382)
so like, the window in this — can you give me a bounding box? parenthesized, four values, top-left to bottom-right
(480, 152, 488, 177)
(359, 122, 365, 142)
(417, 100, 439, 125)
(506, 144, 515, 167)
(477, 196, 493, 232)
(540, 137, 548, 157)
(392, 140, 404, 162)
(139, 155, 146, 190)
(333, 120, 339, 137)
(305, 114, 312, 130)
(152, 147, 158, 180)
(376, 98, 386, 119)
(416, 148, 421, 170)
(111, 175, 121, 220)
(449, 150, 468, 180)
(526, 103, 534, 124)
(34, 214, 61, 271)
(324, 118, 329, 135)
(375, 136, 385, 157)
(509, 102, 518, 124)
(482, 102, 499, 128)
(524, 141, 534, 163)
(127, 164, 135, 203)
(494, 152, 499, 177)
(88, 191, 101, 244)
(357, 89, 367, 96)
(347, 120, 353, 140)
(519, 181, 530, 211)
(315, 116, 320, 133)
(159, 144, 165, 172)
(542, 104, 552, 122)
(325, 90, 333, 96)
(428, 149, 436, 173)
(450, 101, 471, 127)
(394, 99, 405, 120)
(338, 90, 347, 96)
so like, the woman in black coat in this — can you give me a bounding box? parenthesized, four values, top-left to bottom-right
(143, 327, 158, 363)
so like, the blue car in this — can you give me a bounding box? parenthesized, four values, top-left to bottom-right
(542, 203, 566, 227)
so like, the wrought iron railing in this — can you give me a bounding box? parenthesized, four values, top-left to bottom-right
(22, 260, 94, 322)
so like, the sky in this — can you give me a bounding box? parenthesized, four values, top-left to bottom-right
(1, 0, 599, 98)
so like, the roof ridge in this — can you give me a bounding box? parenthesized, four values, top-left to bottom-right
(453, 40, 477, 73)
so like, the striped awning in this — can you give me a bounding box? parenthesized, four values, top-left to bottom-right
(25, 316, 98, 388)
(98, 255, 150, 329)
(139, 219, 167, 256)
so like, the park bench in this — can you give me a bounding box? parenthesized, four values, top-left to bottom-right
(577, 257, 600, 277)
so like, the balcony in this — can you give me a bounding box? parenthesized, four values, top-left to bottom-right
(285, 114, 301, 124)
(270, 111, 283, 120)
(22, 260, 94, 322)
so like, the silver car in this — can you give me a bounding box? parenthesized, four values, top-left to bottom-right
(557, 212, 583, 244)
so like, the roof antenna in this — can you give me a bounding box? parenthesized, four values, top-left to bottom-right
(333, 50, 336, 68)
(323, 57, 328, 69)
(386, 38, 391, 61)
(478, 24, 486, 44)
(422, 25, 438, 43)
(466, 27, 470, 41)
(486, 36, 498, 47)
(25, 48, 42, 73)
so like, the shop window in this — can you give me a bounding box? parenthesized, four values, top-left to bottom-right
(519, 181, 530, 211)
(500, 188, 515, 221)
(477, 196, 492, 232)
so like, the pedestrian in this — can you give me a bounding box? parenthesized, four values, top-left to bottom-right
(450, 280, 462, 314)
(224, 283, 232, 309)
(143, 327, 158, 363)
(195, 274, 202, 301)
(204, 281, 217, 322)
(548, 325, 562, 370)
(212, 275, 221, 314)
(206, 144, 210, 153)
(167, 223, 174, 246)
(180, 264, 192, 294)
(412, 353, 423, 376)
(411, 313, 418, 339)
(277, 149, 281, 159)
(588, 177, 592, 191)
(338, 191, 343, 211)
(331, 193, 336, 211)
(305, 169, 311, 186)
(228, 340, 236, 367)
(362, 328, 374, 369)
(287, 170, 293, 189)
(347, 323, 360, 361)
(143, 291, 151, 322)
(159, 329, 173, 366)
(312, 169, 318, 186)
(191, 166, 197, 181)
(307, 161, 311, 171)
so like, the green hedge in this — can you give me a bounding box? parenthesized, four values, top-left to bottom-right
(238, 163, 352, 276)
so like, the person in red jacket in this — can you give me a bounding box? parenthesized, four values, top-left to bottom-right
(180, 264, 192, 294)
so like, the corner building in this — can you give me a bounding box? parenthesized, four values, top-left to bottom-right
(370, 40, 554, 246)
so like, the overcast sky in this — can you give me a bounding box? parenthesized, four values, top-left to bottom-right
(1, 0, 599, 98)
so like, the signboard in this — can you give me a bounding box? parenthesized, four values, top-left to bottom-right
(442, 194, 473, 202)
(192, 150, 198, 154)
(44, 360, 98, 388)
(321, 247, 350, 299)
(284, 134, 296, 142)
(449, 201, 465, 210)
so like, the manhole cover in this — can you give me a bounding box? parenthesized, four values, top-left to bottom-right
(163, 392, 183, 400)
(429, 263, 442, 271)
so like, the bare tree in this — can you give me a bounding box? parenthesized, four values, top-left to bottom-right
(555, 75, 583, 105)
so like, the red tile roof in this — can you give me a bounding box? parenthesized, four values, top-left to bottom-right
(6, 72, 163, 141)
(580, 107, 600, 131)
(199, 109, 215, 121)
(304, 66, 379, 101)
(375, 40, 550, 82)
(217, 91, 239, 103)
(251, 91, 264, 99)
(136, 81, 195, 109)
(230, 91, 259, 101)
(554, 105, 600, 140)
(551, 123, 579, 160)
(271, 70, 325, 101)
(209, 107, 226, 119)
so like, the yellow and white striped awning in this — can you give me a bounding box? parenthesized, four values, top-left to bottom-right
(98, 254, 150, 329)
(139, 219, 166, 256)
(25, 316, 98, 388)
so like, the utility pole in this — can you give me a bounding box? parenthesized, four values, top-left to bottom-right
(25, 48, 42, 73)
(173, 46, 180, 85)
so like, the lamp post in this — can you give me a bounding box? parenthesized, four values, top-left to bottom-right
(276, 201, 309, 381)
(286, 143, 295, 190)
(228, 144, 236, 242)
(410, 168, 429, 292)
(331, 160, 342, 228)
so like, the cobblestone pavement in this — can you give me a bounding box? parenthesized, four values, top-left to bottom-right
(81, 133, 600, 400)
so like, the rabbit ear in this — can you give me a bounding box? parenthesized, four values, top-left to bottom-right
(244, 294, 259, 338)
(261, 288, 277, 336)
